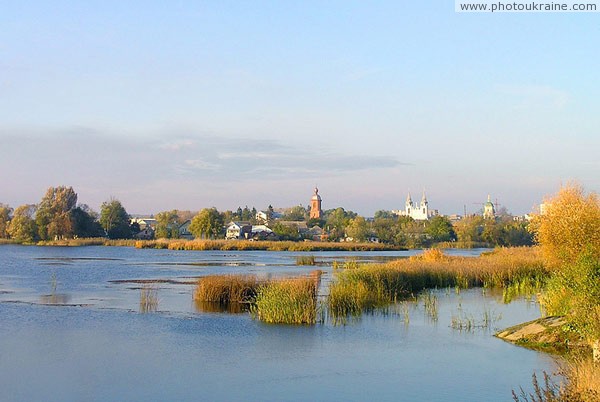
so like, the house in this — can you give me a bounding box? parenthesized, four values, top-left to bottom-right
(179, 220, 193, 240)
(226, 221, 252, 240)
(249, 225, 277, 241)
(306, 225, 327, 241)
(130, 217, 157, 230)
(135, 226, 155, 240)
(277, 221, 309, 235)
(255, 210, 282, 223)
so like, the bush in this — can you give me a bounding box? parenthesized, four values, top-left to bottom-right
(531, 184, 600, 269)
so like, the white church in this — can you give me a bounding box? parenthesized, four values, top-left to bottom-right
(393, 191, 438, 221)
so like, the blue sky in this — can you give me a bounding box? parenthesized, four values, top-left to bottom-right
(1, 1, 598, 216)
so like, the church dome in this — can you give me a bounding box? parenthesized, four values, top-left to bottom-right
(311, 187, 321, 201)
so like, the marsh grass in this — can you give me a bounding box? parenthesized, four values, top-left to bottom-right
(450, 303, 501, 332)
(135, 239, 400, 252)
(140, 283, 159, 313)
(296, 255, 316, 265)
(513, 358, 600, 402)
(421, 290, 439, 321)
(251, 277, 319, 325)
(328, 247, 548, 320)
(194, 275, 262, 304)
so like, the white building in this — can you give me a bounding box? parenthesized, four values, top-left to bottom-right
(394, 191, 435, 221)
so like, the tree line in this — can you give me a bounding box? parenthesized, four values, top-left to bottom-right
(0, 185, 533, 247)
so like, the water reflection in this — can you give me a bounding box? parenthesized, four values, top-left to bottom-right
(194, 300, 250, 314)
(39, 293, 71, 305)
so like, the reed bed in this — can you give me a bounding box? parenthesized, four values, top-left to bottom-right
(513, 358, 600, 402)
(328, 247, 548, 319)
(194, 274, 262, 304)
(296, 255, 316, 265)
(35, 238, 138, 247)
(251, 277, 319, 325)
(135, 239, 401, 252)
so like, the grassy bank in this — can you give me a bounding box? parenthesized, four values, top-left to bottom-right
(328, 247, 548, 319)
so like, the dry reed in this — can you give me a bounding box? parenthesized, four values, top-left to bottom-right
(328, 247, 548, 319)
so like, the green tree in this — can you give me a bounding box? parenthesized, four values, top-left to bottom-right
(100, 199, 132, 239)
(189, 208, 224, 239)
(500, 221, 533, 246)
(374, 210, 395, 220)
(0, 203, 12, 238)
(282, 205, 307, 221)
(425, 216, 456, 243)
(155, 210, 181, 239)
(272, 222, 301, 241)
(454, 215, 484, 244)
(35, 186, 78, 240)
(325, 207, 356, 241)
(8, 205, 38, 243)
(346, 216, 368, 242)
(372, 217, 404, 245)
(72, 204, 104, 238)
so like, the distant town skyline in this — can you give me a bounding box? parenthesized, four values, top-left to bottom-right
(1, 2, 597, 216)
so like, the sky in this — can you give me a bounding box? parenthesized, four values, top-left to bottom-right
(1, 1, 598, 216)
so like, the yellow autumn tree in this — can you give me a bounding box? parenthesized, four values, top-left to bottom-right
(531, 183, 600, 269)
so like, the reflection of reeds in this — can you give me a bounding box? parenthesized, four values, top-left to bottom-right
(194, 300, 249, 314)
(450, 304, 501, 332)
(140, 284, 159, 313)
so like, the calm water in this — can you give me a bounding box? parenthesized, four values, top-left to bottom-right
(0, 245, 555, 401)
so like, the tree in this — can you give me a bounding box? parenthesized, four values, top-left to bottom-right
(346, 217, 368, 242)
(8, 205, 37, 243)
(374, 210, 395, 220)
(500, 221, 533, 246)
(454, 216, 484, 244)
(425, 216, 456, 243)
(531, 184, 600, 268)
(189, 208, 224, 239)
(0, 203, 12, 238)
(35, 186, 78, 240)
(72, 205, 104, 238)
(272, 222, 301, 241)
(282, 205, 307, 221)
(155, 210, 181, 239)
(100, 199, 132, 239)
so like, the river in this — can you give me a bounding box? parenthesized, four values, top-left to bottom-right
(0, 245, 555, 401)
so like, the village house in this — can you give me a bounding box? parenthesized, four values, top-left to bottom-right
(178, 220, 193, 240)
(225, 221, 252, 240)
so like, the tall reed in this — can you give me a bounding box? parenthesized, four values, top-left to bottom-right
(194, 275, 262, 304)
(251, 277, 319, 325)
(140, 283, 159, 313)
(328, 247, 548, 320)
